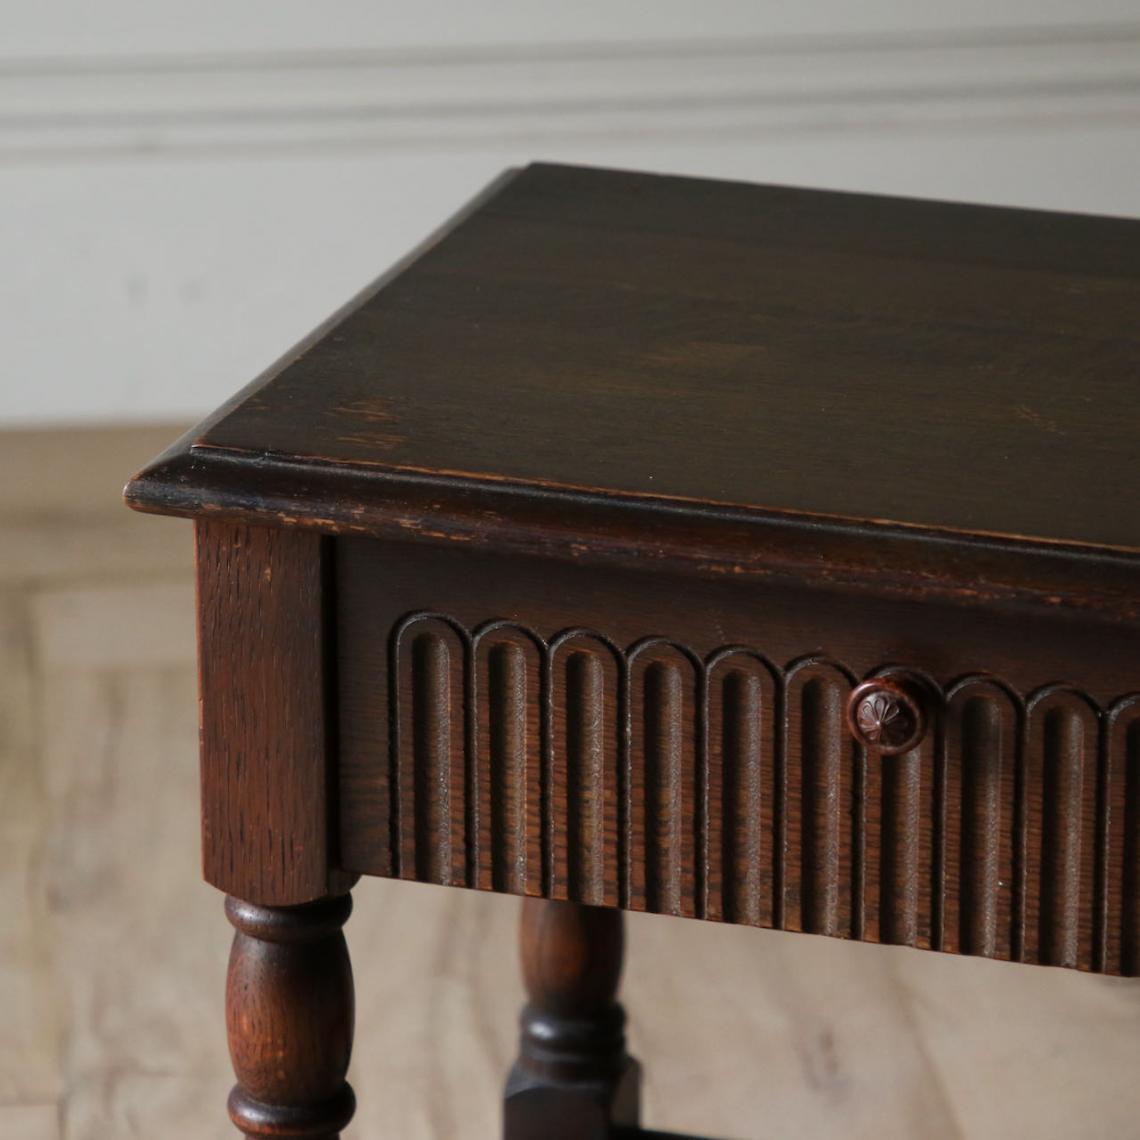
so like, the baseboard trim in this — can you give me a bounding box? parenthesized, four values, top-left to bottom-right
(3, 22, 1138, 161)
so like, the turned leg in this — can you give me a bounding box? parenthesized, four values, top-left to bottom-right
(504, 898, 641, 1139)
(225, 893, 356, 1139)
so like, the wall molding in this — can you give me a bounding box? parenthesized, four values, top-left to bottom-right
(3, 22, 1138, 161)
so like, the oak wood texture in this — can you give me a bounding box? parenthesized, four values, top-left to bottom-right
(125, 163, 1140, 623)
(337, 540, 1140, 975)
(225, 893, 355, 1139)
(196, 520, 346, 907)
(504, 899, 640, 1140)
(119, 166, 1140, 1135)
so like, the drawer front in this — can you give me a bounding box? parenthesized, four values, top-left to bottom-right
(337, 539, 1140, 976)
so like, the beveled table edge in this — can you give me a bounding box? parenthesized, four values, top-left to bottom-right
(125, 439, 1140, 624)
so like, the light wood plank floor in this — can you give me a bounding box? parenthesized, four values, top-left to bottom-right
(3, 426, 1139, 1140)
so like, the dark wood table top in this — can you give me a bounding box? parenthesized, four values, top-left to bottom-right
(127, 162, 1140, 617)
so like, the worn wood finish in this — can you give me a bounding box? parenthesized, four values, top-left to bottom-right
(123, 163, 1140, 1135)
(132, 163, 1140, 552)
(225, 893, 355, 1139)
(504, 899, 640, 1140)
(197, 520, 346, 907)
(125, 164, 1140, 624)
(338, 540, 1140, 975)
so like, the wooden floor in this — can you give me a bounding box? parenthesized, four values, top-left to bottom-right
(3, 426, 1140, 1140)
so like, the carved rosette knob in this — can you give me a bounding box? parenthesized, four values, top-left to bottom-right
(846, 675, 929, 756)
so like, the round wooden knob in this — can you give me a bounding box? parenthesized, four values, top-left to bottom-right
(846, 675, 929, 756)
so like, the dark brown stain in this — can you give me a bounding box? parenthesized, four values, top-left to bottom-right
(124, 164, 1140, 1137)
(337, 540, 1140, 977)
(126, 163, 1140, 625)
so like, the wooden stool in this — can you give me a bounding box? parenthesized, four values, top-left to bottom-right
(126, 163, 1140, 1138)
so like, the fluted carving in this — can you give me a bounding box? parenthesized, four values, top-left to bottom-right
(388, 611, 1140, 976)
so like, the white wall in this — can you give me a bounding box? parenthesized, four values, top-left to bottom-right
(3, 2, 1139, 425)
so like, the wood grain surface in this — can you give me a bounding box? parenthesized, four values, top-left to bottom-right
(196, 520, 345, 906)
(127, 163, 1140, 551)
(338, 540, 1140, 976)
(225, 894, 356, 1138)
(125, 164, 1140, 623)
